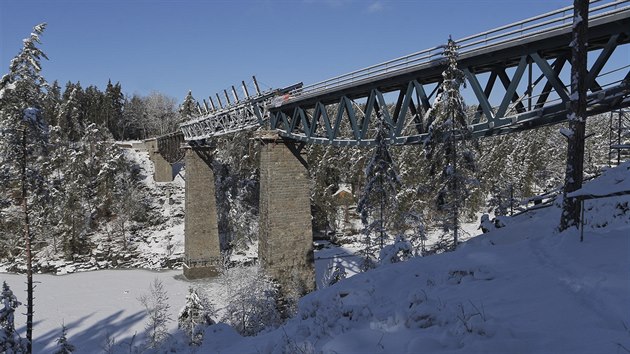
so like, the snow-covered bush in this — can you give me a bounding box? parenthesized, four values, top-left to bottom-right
(178, 286, 215, 346)
(324, 261, 347, 287)
(379, 235, 412, 265)
(220, 266, 282, 336)
(0, 281, 25, 353)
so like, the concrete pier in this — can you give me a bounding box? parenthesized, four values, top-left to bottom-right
(145, 138, 174, 182)
(258, 132, 315, 295)
(183, 147, 221, 279)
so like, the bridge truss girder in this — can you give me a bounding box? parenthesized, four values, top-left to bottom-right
(179, 83, 302, 142)
(269, 6, 630, 146)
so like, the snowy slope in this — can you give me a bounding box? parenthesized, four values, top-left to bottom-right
(204, 163, 630, 353)
(119, 145, 185, 269)
(1, 162, 628, 353)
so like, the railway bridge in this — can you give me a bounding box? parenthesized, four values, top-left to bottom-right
(151, 0, 630, 293)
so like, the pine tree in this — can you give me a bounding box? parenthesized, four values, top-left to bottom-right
(82, 85, 104, 130)
(43, 80, 61, 126)
(356, 118, 402, 265)
(53, 323, 75, 354)
(57, 84, 84, 141)
(423, 38, 477, 250)
(0, 23, 50, 353)
(179, 90, 198, 121)
(138, 278, 172, 348)
(0, 282, 25, 353)
(104, 80, 124, 139)
(178, 287, 215, 346)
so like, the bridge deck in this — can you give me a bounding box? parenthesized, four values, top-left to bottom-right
(275, 3, 630, 111)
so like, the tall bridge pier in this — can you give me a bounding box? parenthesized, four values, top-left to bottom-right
(145, 138, 174, 182)
(183, 146, 221, 279)
(258, 132, 315, 295)
(156, 132, 316, 287)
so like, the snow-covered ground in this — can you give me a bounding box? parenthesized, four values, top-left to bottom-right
(2, 161, 629, 353)
(205, 163, 630, 354)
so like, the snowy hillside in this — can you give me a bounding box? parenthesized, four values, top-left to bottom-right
(2, 162, 628, 353)
(0, 144, 187, 275)
(205, 162, 630, 354)
(118, 144, 186, 269)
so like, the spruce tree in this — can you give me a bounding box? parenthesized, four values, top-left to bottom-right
(83, 85, 104, 129)
(139, 278, 172, 348)
(178, 287, 215, 346)
(43, 80, 61, 126)
(53, 324, 75, 354)
(104, 80, 124, 139)
(356, 118, 402, 265)
(0, 282, 25, 353)
(0, 23, 50, 353)
(179, 90, 198, 121)
(423, 38, 477, 250)
(57, 85, 83, 141)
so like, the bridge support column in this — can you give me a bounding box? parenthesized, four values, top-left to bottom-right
(183, 147, 221, 279)
(258, 132, 315, 295)
(146, 138, 174, 182)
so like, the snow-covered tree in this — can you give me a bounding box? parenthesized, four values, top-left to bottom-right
(326, 261, 347, 287)
(53, 323, 75, 354)
(122, 94, 148, 139)
(560, 0, 589, 231)
(178, 287, 215, 346)
(423, 38, 478, 250)
(221, 267, 281, 336)
(144, 92, 179, 136)
(356, 118, 402, 264)
(43, 80, 61, 126)
(179, 90, 198, 121)
(0, 281, 25, 353)
(138, 278, 172, 348)
(57, 83, 84, 141)
(379, 235, 412, 265)
(104, 80, 124, 139)
(0, 23, 50, 352)
(403, 211, 427, 255)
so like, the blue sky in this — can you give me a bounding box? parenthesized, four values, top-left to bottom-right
(1, 0, 570, 103)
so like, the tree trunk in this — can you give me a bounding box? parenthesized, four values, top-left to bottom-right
(560, 0, 589, 231)
(21, 128, 34, 354)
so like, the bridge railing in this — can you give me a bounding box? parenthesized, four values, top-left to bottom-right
(283, 0, 629, 104)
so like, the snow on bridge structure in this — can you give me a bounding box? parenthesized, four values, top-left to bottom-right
(151, 0, 630, 293)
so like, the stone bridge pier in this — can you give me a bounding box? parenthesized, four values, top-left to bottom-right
(179, 133, 316, 292)
(258, 132, 315, 295)
(145, 138, 174, 182)
(183, 146, 221, 279)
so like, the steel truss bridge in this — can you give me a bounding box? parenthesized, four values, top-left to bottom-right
(157, 0, 630, 161)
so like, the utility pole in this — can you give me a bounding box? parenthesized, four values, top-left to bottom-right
(560, 0, 589, 231)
